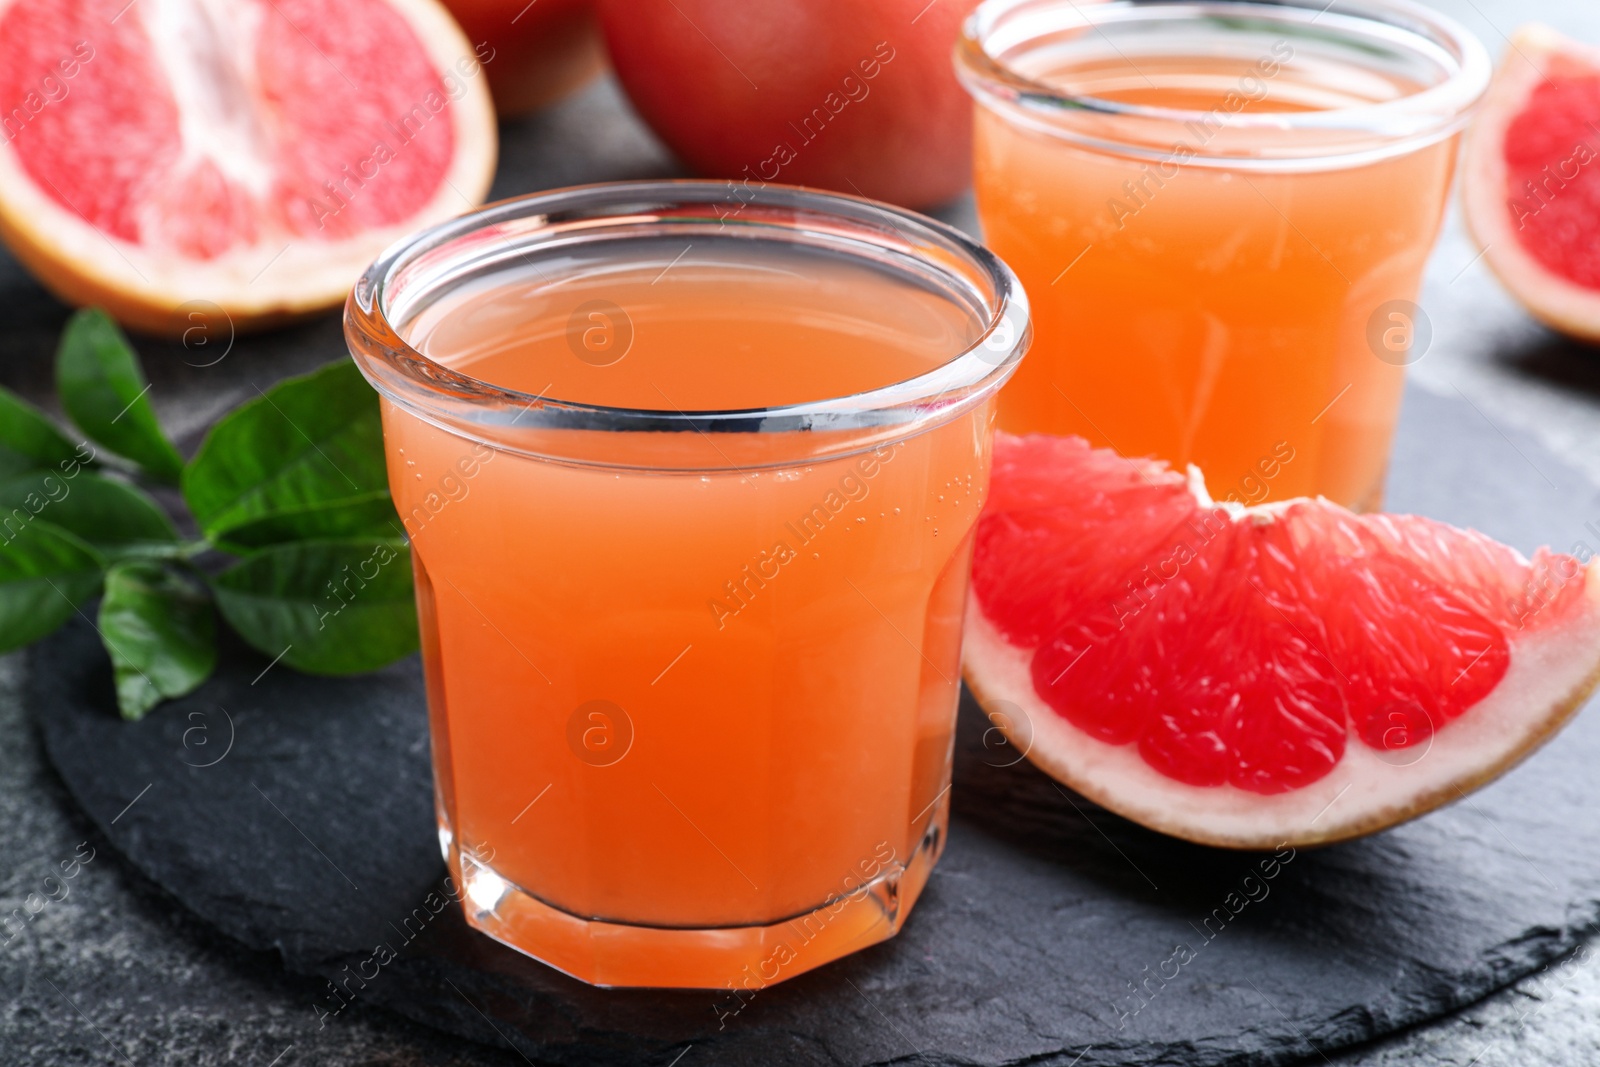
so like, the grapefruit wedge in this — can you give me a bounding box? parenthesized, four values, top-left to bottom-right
(964, 434, 1600, 849)
(0, 0, 497, 336)
(1463, 24, 1600, 342)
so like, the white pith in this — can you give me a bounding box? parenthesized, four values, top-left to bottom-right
(963, 455, 1600, 848)
(0, 0, 497, 328)
(145, 0, 275, 200)
(1462, 24, 1600, 343)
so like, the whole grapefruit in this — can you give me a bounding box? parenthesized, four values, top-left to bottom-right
(593, 0, 974, 209)
(440, 0, 604, 116)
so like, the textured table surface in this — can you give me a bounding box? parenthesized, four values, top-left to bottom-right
(8, 0, 1600, 1063)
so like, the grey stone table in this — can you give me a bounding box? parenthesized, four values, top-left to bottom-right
(7, 0, 1600, 1061)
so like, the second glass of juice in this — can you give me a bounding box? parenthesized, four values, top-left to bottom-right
(957, 0, 1490, 510)
(344, 182, 1028, 989)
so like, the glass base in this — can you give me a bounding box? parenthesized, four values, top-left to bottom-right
(444, 801, 949, 990)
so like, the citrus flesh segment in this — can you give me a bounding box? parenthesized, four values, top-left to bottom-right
(965, 434, 1600, 848)
(0, 0, 496, 334)
(1463, 25, 1600, 343)
(1501, 72, 1600, 287)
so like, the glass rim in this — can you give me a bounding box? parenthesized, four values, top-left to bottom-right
(955, 0, 1493, 163)
(344, 179, 1030, 456)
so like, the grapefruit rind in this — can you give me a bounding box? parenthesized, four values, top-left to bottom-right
(1463, 24, 1600, 343)
(0, 0, 497, 336)
(965, 539, 1600, 850)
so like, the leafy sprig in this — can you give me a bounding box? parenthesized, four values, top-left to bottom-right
(0, 309, 417, 719)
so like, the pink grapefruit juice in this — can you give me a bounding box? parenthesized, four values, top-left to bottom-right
(372, 230, 1008, 989)
(959, 2, 1488, 510)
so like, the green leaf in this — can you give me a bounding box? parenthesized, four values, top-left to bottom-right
(182, 359, 399, 550)
(209, 539, 417, 675)
(56, 308, 184, 483)
(0, 470, 176, 553)
(98, 561, 216, 721)
(207, 496, 401, 552)
(0, 386, 87, 480)
(0, 521, 105, 654)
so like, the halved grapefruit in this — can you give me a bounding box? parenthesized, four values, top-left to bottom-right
(0, 0, 497, 336)
(964, 434, 1600, 849)
(1463, 24, 1600, 342)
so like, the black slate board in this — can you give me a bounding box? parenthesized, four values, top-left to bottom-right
(28, 383, 1600, 1067)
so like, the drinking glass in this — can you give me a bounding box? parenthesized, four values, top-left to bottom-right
(957, 0, 1489, 510)
(345, 181, 1029, 989)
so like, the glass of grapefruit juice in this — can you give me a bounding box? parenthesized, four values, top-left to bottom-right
(957, 0, 1489, 510)
(345, 182, 1028, 989)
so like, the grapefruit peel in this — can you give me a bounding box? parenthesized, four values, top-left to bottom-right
(963, 434, 1600, 849)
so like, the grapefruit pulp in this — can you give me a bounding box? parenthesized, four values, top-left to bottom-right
(964, 434, 1600, 848)
(0, 0, 497, 336)
(1463, 24, 1600, 342)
